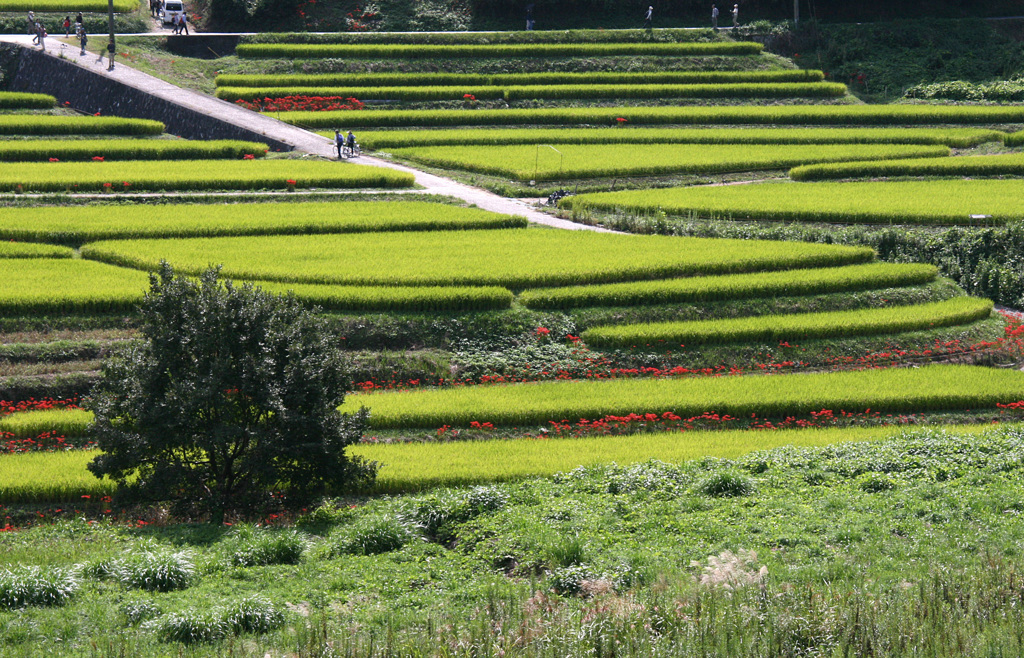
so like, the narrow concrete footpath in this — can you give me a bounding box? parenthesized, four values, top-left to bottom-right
(0, 34, 609, 232)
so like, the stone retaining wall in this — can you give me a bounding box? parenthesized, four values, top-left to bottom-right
(5, 43, 291, 151)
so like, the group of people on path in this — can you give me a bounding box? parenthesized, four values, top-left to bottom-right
(644, 3, 739, 29)
(638, 3, 742, 30)
(711, 3, 740, 28)
(334, 130, 358, 158)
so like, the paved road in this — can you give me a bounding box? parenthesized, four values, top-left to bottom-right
(0, 33, 610, 231)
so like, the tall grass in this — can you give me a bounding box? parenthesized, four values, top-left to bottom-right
(581, 297, 993, 348)
(390, 143, 949, 181)
(339, 365, 1024, 428)
(561, 179, 1024, 225)
(81, 229, 874, 289)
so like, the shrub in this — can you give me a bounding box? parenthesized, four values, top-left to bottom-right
(330, 514, 416, 556)
(86, 265, 376, 523)
(153, 612, 228, 644)
(857, 473, 897, 492)
(548, 564, 594, 595)
(0, 566, 80, 608)
(696, 471, 755, 498)
(120, 598, 161, 625)
(112, 550, 195, 592)
(223, 596, 285, 634)
(225, 526, 307, 567)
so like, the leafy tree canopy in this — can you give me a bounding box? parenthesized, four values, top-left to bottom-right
(87, 263, 375, 523)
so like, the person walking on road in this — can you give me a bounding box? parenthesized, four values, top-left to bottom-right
(525, 3, 535, 30)
(78, 26, 87, 55)
(106, 39, 115, 71)
(34, 22, 45, 49)
(180, 12, 189, 35)
(712, 4, 718, 28)
(643, 5, 652, 29)
(62, 15, 70, 37)
(731, 3, 739, 27)
(26, 10, 35, 35)
(334, 129, 344, 159)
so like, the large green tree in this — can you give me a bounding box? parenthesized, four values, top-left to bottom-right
(87, 264, 374, 523)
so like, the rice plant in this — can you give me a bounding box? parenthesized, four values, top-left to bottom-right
(354, 127, 1002, 150)
(520, 263, 938, 309)
(580, 297, 993, 348)
(338, 365, 1024, 429)
(791, 152, 1024, 181)
(561, 179, 1024, 226)
(81, 229, 874, 289)
(390, 143, 947, 181)
(277, 104, 1024, 129)
(236, 41, 763, 59)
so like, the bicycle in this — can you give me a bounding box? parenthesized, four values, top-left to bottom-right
(341, 143, 361, 158)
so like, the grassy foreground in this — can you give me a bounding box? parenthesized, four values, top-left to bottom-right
(3, 426, 1024, 655)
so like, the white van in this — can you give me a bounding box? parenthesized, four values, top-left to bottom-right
(161, 0, 185, 25)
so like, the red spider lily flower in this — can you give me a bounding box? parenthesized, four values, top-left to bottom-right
(48, 158, 58, 162)
(615, 117, 627, 123)
(93, 112, 100, 116)
(92, 156, 104, 162)
(242, 154, 255, 160)
(463, 94, 476, 101)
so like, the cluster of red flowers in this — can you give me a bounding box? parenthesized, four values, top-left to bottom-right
(536, 407, 924, 438)
(1, 398, 88, 454)
(1, 397, 79, 416)
(234, 96, 366, 113)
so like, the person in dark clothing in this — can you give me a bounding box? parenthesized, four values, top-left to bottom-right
(525, 4, 535, 30)
(334, 130, 344, 159)
(346, 130, 357, 156)
(106, 39, 115, 71)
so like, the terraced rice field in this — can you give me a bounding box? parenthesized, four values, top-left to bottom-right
(80, 230, 875, 288)
(340, 365, 1024, 429)
(561, 179, 1024, 225)
(581, 297, 993, 348)
(0, 201, 525, 244)
(280, 105, 1024, 129)
(354, 127, 1003, 149)
(0, 159, 413, 192)
(389, 143, 949, 181)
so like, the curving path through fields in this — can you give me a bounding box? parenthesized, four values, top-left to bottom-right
(0, 33, 612, 231)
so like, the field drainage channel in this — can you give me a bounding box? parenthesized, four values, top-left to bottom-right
(0, 34, 609, 232)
